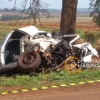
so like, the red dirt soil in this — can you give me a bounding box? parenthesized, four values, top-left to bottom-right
(2, 22, 100, 31)
(0, 83, 100, 100)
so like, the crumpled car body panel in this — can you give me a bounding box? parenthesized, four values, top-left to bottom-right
(19, 26, 46, 36)
(73, 43, 99, 62)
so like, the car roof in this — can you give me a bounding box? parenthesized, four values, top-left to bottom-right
(18, 26, 45, 36)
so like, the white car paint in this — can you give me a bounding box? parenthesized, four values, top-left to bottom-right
(19, 26, 46, 36)
(0, 26, 48, 71)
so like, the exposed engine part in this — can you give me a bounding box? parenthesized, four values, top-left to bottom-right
(39, 40, 75, 70)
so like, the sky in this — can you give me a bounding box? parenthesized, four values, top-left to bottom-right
(0, 0, 90, 9)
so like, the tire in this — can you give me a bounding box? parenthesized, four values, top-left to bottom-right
(18, 50, 41, 72)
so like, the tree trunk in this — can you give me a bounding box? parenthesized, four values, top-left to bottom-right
(60, 0, 78, 35)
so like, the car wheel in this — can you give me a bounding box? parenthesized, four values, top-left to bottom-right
(18, 50, 41, 72)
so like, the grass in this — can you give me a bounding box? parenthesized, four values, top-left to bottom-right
(0, 69, 100, 92)
(75, 29, 100, 48)
(0, 23, 18, 41)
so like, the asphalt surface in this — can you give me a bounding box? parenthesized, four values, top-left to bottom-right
(0, 83, 100, 100)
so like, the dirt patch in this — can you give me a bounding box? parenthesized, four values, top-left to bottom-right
(0, 83, 100, 100)
(2, 22, 100, 32)
(0, 82, 100, 94)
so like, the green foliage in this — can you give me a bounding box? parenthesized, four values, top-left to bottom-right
(76, 29, 100, 44)
(90, 0, 100, 26)
(0, 69, 100, 91)
(76, 29, 86, 38)
(84, 32, 100, 44)
(93, 15, 100, 26)
(0, 23, 18, 41)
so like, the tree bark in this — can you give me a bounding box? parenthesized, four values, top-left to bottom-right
(60, 0, 78, 35)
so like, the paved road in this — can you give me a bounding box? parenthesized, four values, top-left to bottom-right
(0, 83, 100, 100)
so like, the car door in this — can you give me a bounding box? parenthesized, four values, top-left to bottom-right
(0, 31, 17, 71)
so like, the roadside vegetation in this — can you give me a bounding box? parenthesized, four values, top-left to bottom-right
(0, 69, 100, 92)
(0, 22, 99, 47)
(76, 29, 100, 48)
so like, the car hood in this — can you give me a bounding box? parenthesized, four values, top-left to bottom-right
(18, 26, 45, 36)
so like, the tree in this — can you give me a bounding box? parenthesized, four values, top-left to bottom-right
(7, 0, 78, 34)
(60, 0, 78, 35)
(8, 0, 49, 25)
(90, 0, 100, 26)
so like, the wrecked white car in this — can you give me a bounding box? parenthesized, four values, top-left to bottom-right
(0, 26, 99, 73)
(0, 26, 60, 72)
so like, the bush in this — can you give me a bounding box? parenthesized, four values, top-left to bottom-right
(76, 29, 100, 45)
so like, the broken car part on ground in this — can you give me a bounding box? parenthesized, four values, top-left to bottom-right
(0, 26, 99, 73)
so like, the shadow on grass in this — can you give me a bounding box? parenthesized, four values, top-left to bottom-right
(0, 67, 40, 77)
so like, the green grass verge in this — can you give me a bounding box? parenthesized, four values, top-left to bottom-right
(0, 69, 100, 92)
(76, 29, 100, 44)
